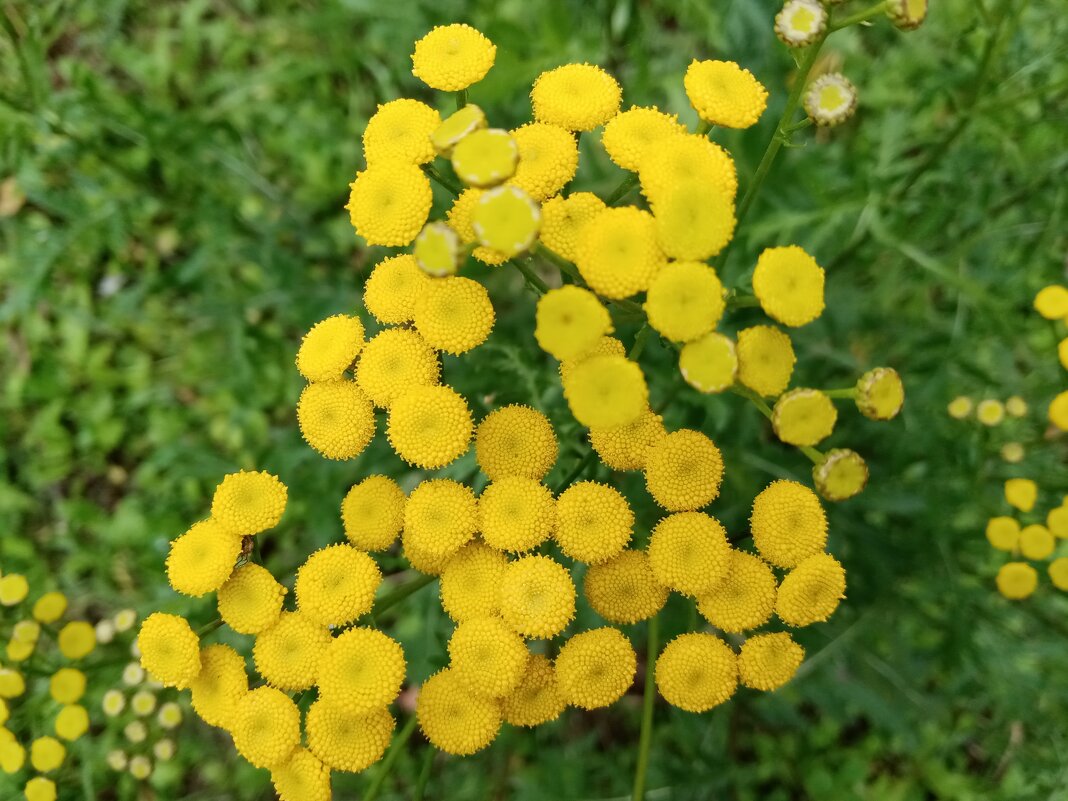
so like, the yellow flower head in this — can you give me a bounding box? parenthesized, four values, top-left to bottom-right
(253, 612, 331, 691)
(49, 668, 86, 705)
(0, 668, 25, 698)
(387, 385, 473, 469)
(342, 475, 406, 551)
(472, 185, 541, 258)
(650, 180, 736, 261)
(601, 106, 686, 172)
(1048, 558, 1068, 591)
(555, 480, 634, 564)
(648, 511, 732, 596)
(804, 73, 858, 127)
(413, 275, 495, 355)
(271, 748, 331, 801)
(775, 0, 828, 47)
(102, 689, 126, 717)
(976, 399, 1005, 426)
(679, 332, 738, 394)
(644, 261, 725, 343)
(1048, 391, 1068, 430)
(297, 380, 376, 461)
(362, 98, 440, 167)
(158, 701, 183, 729)
(589, 407, 667, 472)
(295, 545, 381, 627)
(562, 354, 649, 429)
(856, 367, 905, 421)
(451, 128, 519, 187)
(25, 777, 56, 801)
(575, 206, 665, 299)
(1004, 478, 1037, 513)
(449, 616, 530, 698)
(772, 389, 837, 447)
(531, 63, 622, 132)
(1034, 285, 1068, 319)
(501, 653, 565, 727)
(475, 404, 558, 481)
(55, 704, 89, 741)
(0, 574, 28, 606)
(432, 103, 487, 154)
(218, 564, 286, 635)
(776, 552, 847, 626)
(555, 627, 636, 710)
(655, 632, 737, 712)
(500, 555, 576, 639)
(697, 550, 777, 633)
(12, 620, 39, 645)
(539, 192, 607, 262)
(508, 122, 579, 201)
(559, 335, 626, 384)
(30, 736, 65, 772)
(1047, 505, 1068, 538)
(947, 396, 973, 419)
(996, 562, 1037, 600)
(478, 477, 556, 553)
(128, 754, 151, 779)
(584, 549, 668, 624)
(232, 686, 301, 770)
(439, 543, 508, 622)
(166, 519, 242, 597)
(413, 221, 462, 278)
(403, 479, 478, 562)
(32, 591, 67, 623)
(535, 285, 612, 362)
(211, 470, 288, 537)
(411, 24, 496, 91)
(684, 59, 768, 128)
(316, 627, 406, 714)
(189, 643, 248, 729)
(7, 637, 34, 663)
(402, 529, 454, 576)
(296, 314, 365, 384)
(0, 730, 25, 771)
(57, 621, 96, 661)
(1020, 524, 1055, 560)
(738, 632, 805, 691)
(639, 133, 737, 203)
(813, 449, 869, 502)
(644, 429, 724, 512)
(362, 254, 430, 325)
(736, 325, 796, 397)
(752, 245, 825, 327)
(750, 480, 828, 569)
(1005, 396, 1027, 418)
(355, 327, 440, 410)
(886, 0, 928, 30)
(417, 668, 501, 756)
(347, 162, 432, 247)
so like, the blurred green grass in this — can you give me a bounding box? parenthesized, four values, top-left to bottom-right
(1, 0, 1067, 799)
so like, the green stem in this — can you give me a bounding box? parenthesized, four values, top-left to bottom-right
(510, 257, 550, 294)
(728, 386, 823, 464)
(696, 119, 713, 136)
(421, 163, 461, 196)
(606, 173, 639, 206)
(369, 574, 436, 620)
(829, 0, 888, 31)
(725, 291, 761, 309)
(455, 89, 468, 111)
(629, 324, 652, 360)
(822, 387, 858, 399)
(414, 743, 435, 801)
(535, 243, 582, 281)
(196, 619, 223, 637)
(632, 614, 659, 801)
(555, 449, 598, 494)
(364, 714, 420, 801)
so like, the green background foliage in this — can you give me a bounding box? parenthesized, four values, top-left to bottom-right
(1, 0, 1066, 798)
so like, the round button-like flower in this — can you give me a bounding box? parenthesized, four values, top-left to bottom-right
(55, 704, 89, 741)
(166, 519, 242, 597)
(648, 512, 732, 596)
(217, 563, 286, 635)
(1020, 524, 1055, 560)
(232, 686, 301, 770)
(49, 668, 86, 705)
(0, 668, 25, 699)
(738, 632, 805, 691)
(296, 314, 365, 383)
(947, 396, 973, 419)
(316, 627, 406, 713)
(1048, 558, 1068, 591)
(253, 612, 331, 692)
(775, 0, 828, 47)
(413, 275, 495, 355)
(575, 206, 665, 299)
(996, 562, 1037, 600)
(138, 613, 200, 689)
(750, 480, 828, 569)
(650, 180, 736, 261)
(555, 627, 636, 710)
(684, 59, 768, 128)
(813, 449, 869, 502)
(563, 354, 648, 429)
(856, 367, 905, 421)
(639, 133, 737, 203)
(886, 0, 927, 30)
(297, 380, 376, 460)
(347, 162, 432, 247)
(362, 254, 430, 325)
(644, 429, 724, 512)
(601, 106, 686, 172)
(25, 777, 55, 801)
(211, 470, 287, 537)
(472, 185, 541, 258)
(589, 407, 667, 472)
(500, 555, 576, 639)
(411, 24, 496, 91)
(32, 591, 67, 623)
(445, 187, 509, 265)
(752, 245, 825, 327)
(1034, 285, 1068, 319)
(535, 285, 612, 362)
(1049, 391, 1068, 430)
(57, 621, 95, 660)
(475, 405, 558, 481)
(413, 221, 462, 278)
(403, 479, 478, 562)
(697, 550, 777, 633)
(432, 103, 487, 154)
(449, 616, 530, 698)
(555, 481, 634, 564)
(539, 192, 606, 262)
(584, 549, 668, 624)
(355, 327, 440, 410)
(559, 335, 625, 384)
(772, 389, 837, 446)
(679, 332, 738, 394)
(501, 654, 565, 727)
(479, 477, 556, 554)
(30, 736, 65, 772)
(985, 516, 1020, 551)
(508, 123, 579, 201)
(776, 552, 847, 626)
(271, 748, 331, 801)
(655, 633, 736, 712)
(645, 261, 725, 342)
(531, 63, 622, 132)
(452, 128, 518, 187)
(417, 668, 501, 755)
(342, 475, 406, 551)
(189, 644, 248, 730)
(362, 98, 440, 166)
(306, 699, 394, 773)
(736, 325, 796, 397)
(1004, 477, 1037, 513)
(804, 73, 858, 127)
(295, 544, 381, 627)
(387, 385, 473, 469)
(439, 543, 509, 622)
(1047, 506, 1068, 538)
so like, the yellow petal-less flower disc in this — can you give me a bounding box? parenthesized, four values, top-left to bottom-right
(644, 429, 724, 512)
(342, 475, 406, 551)
(1049, 390, 1068, 430)
(233, 686, 301, 770)
(856, 367, 905, 421)
(539, 191, 606, 262)
(886, 0, 928, 30)
(218, 564, 287, 635)
(638, 133, 738, 203)
(49, 668, 86, 705)
(1034, 285, 1068, 319)
(555, 627, 636, 710)
(947, 396, 973, 419)
(575, 206, 665, 299)
(347, 162, 432, 247)
(449, 616, 530, 698)
(976, 399, 1004, 426)
(211, 470, 288, 537)
(102, 688, 125, 716)
(362, 254, 430, 325)
(679, 332, 738, 394)
(478, 477, 556, 554)
(57, 621, 96, 661)
(0, 733, 26, 771)
(650, 180, 736, 261)
(535, 286, 612, 362)
(684, 59, 768, 129)
(508, 122, 579, 201)
(272, 748, 331, 801)
(750, 480, 828, 569)
(296, 314, 365, 384)
(307, 701, 394, 773)
(432, 103, 487, 154)
(446, 188, 508, 265)
(531, 63, 622, 132)
(1000, 440, 1024, 462)
(362, 98, 440, 167)
(752, 245, 826, 327)
(1005, 396, 1027, 417)
(995, 562, 1037, 600)
(555, 481, 634, 564)
(772, 389, 837, 446)
(475, 404, 558, 481)
(413, 275, 495, 355)
(804, 73, 858, 127)
(7, 638, 34, 663)
(647, 512, 732, 596)
(129, 754, 152, 778)
(189, 644, 248, 729)
(644, 261, 725, 342)
(813, 449, 869, 502)
(295, 544, 381, 627)
(655, 633, 737, 712)
(131, 689, 156, 716)
(584, 549, 668, 624)
(411, 24, 496, 91)
(403, 479, 478, 562)
(55, 704, 89, 741)
(355, 327, 441, 410)
(559, 335, 626, 384)
(601, 106, 687, 172)
(563, 354, 648, 429)
(24, 777, 56, 801)
(12, 620, 39, 645)
(451, 128, 519, 188)
(1047, 506, 1068, 538)
(30, 736, 65, 772)
(1019, 524, 1055, 560)
(32, 591, 67, 623)
(775, 0, 828, 47)
(417, 668, 501, 756)
(1060, 338, 1068, 370)
(388, 384, 473, 469)
(500, 555, 576, 639)
(697, 550, 777, 634)
(166, 519, 242, 597)
(1004, 478, 1037, 513)
(0, 574, 28, 606)
(736, 325, 796, 397)
(0, 668, 25, 698)
(776, 552, 847, 626)
(472, 185, 541, 258)
(738, 632, 805, 691)
(297, 380, 376, 461)
(439, 543, 508, 622)
(1048, 558, 1068, 591)
(413, 221, 462, 278)
(589, 407, 667, 471)
(501, 653, 565, 727)
(316, 627, 406, 714)
(137, 613, 200, 689)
